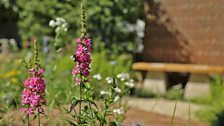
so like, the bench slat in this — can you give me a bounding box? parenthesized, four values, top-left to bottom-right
(132, 62, 224, 74)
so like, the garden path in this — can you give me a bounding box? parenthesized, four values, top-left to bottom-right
(125, 97, 209, 126)
(124, 108, 209, 126)
(127, 98, 205, 120)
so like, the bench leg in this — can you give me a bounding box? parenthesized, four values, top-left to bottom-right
(143, 71, 166, 95)
(184, 74, 210, 99)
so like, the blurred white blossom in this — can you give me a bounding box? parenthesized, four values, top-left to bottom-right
(125, 79, 135, 88)
(106, 77, 113, 84)
(25, 52, 32, 63)
(93, 74, 102, 80)
(173, 84, 182, 90)
(110, 60, 117, 66)
(126, 19, 145, 38)
(49, 20, 56, 27)
(100, 90, 111, 95)
(113, 108, 124, 115)
(49, 17, 68, 32)
(114, 96, 120, 102)
(114, 87, 121, 93)
(70, 55, 75, 61)
(117, 73, 130, 81)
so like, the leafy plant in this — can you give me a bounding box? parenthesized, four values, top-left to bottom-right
(15, 0, 143, 54)
(65, 3, 134, 125)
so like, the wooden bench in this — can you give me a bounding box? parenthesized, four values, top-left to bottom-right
(132, 62, 224, 99)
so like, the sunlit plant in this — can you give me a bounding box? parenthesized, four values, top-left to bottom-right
(66, 1, 134, 126)
(49, 17, 68, 49)
(21, 40, 46, 126)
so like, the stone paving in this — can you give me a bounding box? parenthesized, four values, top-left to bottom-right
(127, 97, 206, 121)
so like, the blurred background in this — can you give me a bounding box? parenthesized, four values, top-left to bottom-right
(0, 0, 224, 126)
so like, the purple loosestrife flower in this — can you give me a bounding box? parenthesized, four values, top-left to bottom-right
(21, 67, 46, 116)
(72, 37, 92, 85)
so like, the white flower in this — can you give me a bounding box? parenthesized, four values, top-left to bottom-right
(70, 55, 75, 61)
(114, 87, 121, 93)
(49, 20, 56, 27)
(55, 17, 65, 26)
(173, 84, 182, 90)
(100, 90, 111, 95)
(50, 17, 68, 33)
(113, 108, 124, 115)
(62, 23, 67, 28)
(117, 73, 130, 81)
(93, 74, 102, 80)
(136, 19, 145, 38)
(55, 27, 60, 32)
(63, 28, 68, 32)
(25, 52, 32, 62)
(114, 96, 120, 102)
(106, 77, 113, 84)
(125, 79, 135, 88)
(110, 60, 117, 65)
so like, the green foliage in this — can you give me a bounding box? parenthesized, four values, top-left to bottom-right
(0, 48, 132, 124)
(17, 0, 80, 43)
(0, 0, 143, 125)
(91, 51, 132, 76)
(0, 0, 18, 12)
(195, 76, 224, 123)
(132, 88, 155, 98)
(16, 0, 143, 54)
(164, 85, 184, 100)
(212, 111, 224, 126)
(66, 72, 133, 125)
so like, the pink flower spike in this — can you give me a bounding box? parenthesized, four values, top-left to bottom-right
(76, 38, 81, 43)
(72, 37, 92, 85)
(21, 67, 46, 116)
(83, 38, 91, 46)
(38, 68, 44, 75)
(30, 68, 35, 75)
(23, 80, 29, 87)
(72, 68, 78, 75)
(76, 78, 81, 85)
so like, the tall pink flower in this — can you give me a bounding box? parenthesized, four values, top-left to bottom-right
(72, 37, 92, 85)
(21, 67, 46, 116)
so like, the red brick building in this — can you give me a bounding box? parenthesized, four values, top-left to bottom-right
(143, 0, 224, 66)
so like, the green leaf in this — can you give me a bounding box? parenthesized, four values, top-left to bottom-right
(112, 77, 116, 88)
(85, 99, 98, 109)
(109, 121, 117, 126)
(84, 82, 91, 90)
(33, 114, 37, 120)
(84, 105, 88, 111)
(69, 97, 80, 112)
(96, 112, 102, 120)
(65, 118, 78, 126)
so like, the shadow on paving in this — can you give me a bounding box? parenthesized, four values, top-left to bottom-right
(124, 108, 210, 126)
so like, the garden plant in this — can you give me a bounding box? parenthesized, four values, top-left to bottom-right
(18, 1, 133, 126)
(2, 0, 224, 126)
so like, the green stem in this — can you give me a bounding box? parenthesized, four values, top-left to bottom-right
(27, 105, 30, 126)
(27, 115, 30, 126)
(88, 102, 95, 124)
(79, 81, 82, 124)
(188, 101, 191, 126)
(34, 40, 40, 71)
(38, 113, 40, 126)
(170, 99, 177, 126)
(87, 90, 94, 119)
(80, 0, 86, 36)
(148, 98, 159, 123)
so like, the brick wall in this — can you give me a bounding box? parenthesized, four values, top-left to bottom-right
(143, 0, 224, 66)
